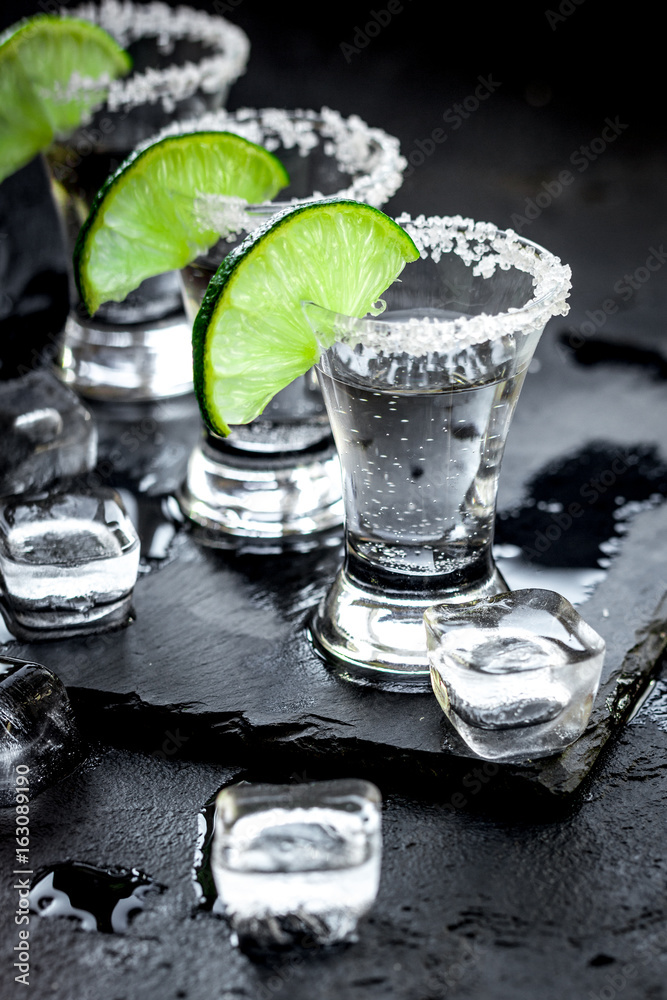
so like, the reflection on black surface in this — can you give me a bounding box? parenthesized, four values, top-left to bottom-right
(497, 442, 667, 568)
(559, 334, 667, 381)
(198, 532, 344, 623)
(85, 395, 202, 569)
(29, 861, 162, 933)
(192, 791, 223, 913)
(87, 395, 202, 498)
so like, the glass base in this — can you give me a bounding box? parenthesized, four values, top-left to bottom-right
(177, 435, 344, 546)
(58, 310, 194, 401)
(0, 594, 133, 642)
(309, 564, 509, 693)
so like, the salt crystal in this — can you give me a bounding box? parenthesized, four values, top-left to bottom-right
(65, 1, 250, 113)
(317, 213, 572, 355)
(145, 106, 406, 209)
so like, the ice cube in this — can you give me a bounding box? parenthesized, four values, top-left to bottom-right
(0, 488, 140, 640)
(0, 370, 97, 497)
(211, 779, 382, 951)
(0, 657, 84, 806)
(424, 589, 606, 763)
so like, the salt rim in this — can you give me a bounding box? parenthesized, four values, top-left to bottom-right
(64, 1, 250, 113)
(312, 214, 572, 355)
(144, 106, 407, 213)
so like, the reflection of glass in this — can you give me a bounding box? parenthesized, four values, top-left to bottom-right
(175, 107, 407, 545)
(306, 214, 572, 691)
(46, 1, 250, 400)
(424, 589, 605, 762)
(88, 394, 201, 498)
(87, 393, 202, 564)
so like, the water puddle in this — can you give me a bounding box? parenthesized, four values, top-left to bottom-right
(116, 489, 182, 570)
(559, 334, 667, 381)
(192, 792, 224, 914)
(493, 545, 605, 606)
(496, 442, 667, 603)
(629, 677, 667, 731)
(29, 861, 163, 933)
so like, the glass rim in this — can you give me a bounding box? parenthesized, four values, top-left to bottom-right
(305, 213, 572, 355)
(66, 0, 250, 113)
(147, 106, 407, 212)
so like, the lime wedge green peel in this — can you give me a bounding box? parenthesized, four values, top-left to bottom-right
(74, 132, 290, 316)
(0, 14, 131, 184)
(193, 199, 420, 437)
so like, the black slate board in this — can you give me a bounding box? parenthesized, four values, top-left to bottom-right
(2, 468, 666, 803)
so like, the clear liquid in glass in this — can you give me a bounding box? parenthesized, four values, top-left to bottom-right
(318, 309, 526, 594)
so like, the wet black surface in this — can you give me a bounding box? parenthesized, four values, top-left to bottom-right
(496, 442, 667, 567)
(1, 1, 667, 998)
(29, 860, 162, 934)
(560, 333, 667, 381)
(2, 739, 667, 999)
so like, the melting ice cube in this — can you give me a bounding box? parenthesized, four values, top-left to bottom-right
(424, 589, 606, 763)
(0, 657, 85, 805)
(0, 488, 140, 639)
(211, 779, 382, 951)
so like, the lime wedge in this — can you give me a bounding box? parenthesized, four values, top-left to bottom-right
(193, 199, 420, 436)
(73, 132, 290, 316)
(0, 15, 131, 184)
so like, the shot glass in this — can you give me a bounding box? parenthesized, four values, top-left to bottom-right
(424, 589, 606, 762)
(306, 214, 572, 690)
(174, 107, 407, 545)
(46, 1, 250, 400)
(211, 779, 382, 951)
(0, 487, 140, 640)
